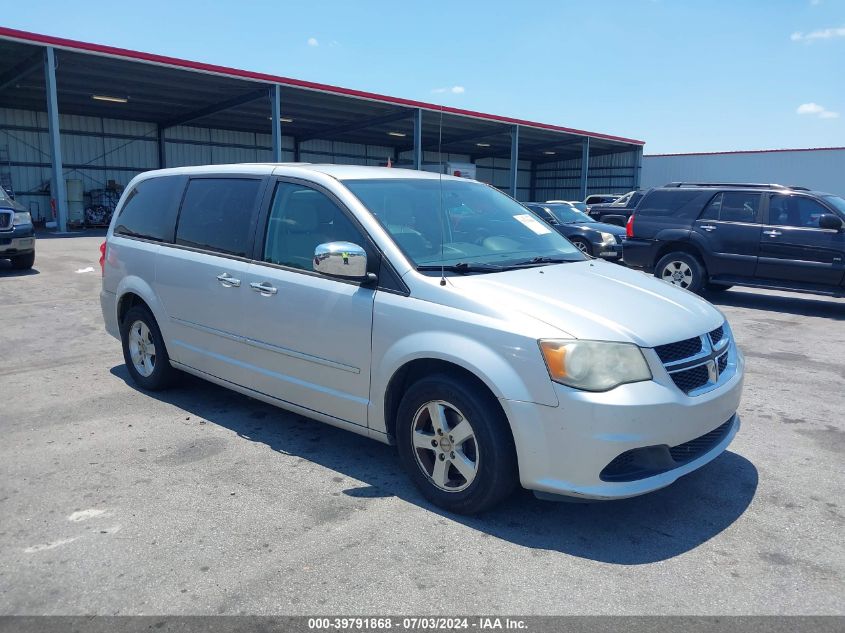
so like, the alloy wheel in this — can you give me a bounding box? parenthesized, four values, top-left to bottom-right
(411, 400, 479, 492)
(662, 260, 693, 288)
(128, 320, 156, 377)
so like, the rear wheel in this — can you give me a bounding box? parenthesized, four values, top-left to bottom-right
(396, 374, 517, 514)
(11, 251, 34, 270)
(655, 251, 707, 294)
(120, 305, 178, 390)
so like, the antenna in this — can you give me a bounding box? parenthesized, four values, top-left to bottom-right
(438, 105, 446, 286)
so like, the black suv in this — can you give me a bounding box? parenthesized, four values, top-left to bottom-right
(623, 183, 845, 297)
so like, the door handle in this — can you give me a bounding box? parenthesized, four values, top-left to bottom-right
(700, 224, 717, 232)
(763, 230, 782, 237)
(250, 281, 278, 295)
(216, 272, 241, 287)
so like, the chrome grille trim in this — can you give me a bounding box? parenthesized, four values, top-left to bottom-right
(654, 323, 736, 396)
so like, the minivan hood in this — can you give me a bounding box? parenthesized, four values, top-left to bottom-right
(447, 260, 724, 347)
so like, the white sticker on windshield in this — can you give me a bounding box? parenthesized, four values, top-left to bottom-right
(513, 214, 552, 235)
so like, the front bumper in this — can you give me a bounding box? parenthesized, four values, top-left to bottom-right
(0, 225, 35, 255)
(501, 347, 744, 500)
(597, 242, 622, 259)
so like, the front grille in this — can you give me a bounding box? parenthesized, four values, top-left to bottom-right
(709, 326, 724, 346)
(655, 336, 702, 363)
(718, 352, 728, 373)
(600, 418, 734, 482)
(670, 364, 709, 393)
(0, 211, 12, 230)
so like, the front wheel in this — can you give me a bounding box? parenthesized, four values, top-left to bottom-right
(655, 252, 707, 294)
(396, 375, 517, 514)
(120, 305, 178, 390)
(570, 238, 592, 256)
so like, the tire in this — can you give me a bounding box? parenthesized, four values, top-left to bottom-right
(570, 237, 592, 256)
(706, 283, 733, 293)
(120, 305, 178, 390)
(395, 374, 518, 514)
(11, 251, 34, 270)
(655, 251, 707, 294)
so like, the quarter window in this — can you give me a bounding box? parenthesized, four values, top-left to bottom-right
(769, 195, 830, 228)
(175, 178, 261, 256)
(114, 176, 184, 242)
(263, 182, 366, 270)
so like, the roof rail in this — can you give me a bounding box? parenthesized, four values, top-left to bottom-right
(663, 182, 806, 190)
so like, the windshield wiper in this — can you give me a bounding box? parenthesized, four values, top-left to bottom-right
(504, 256, 580, 268)
(416, 262, 502, 274)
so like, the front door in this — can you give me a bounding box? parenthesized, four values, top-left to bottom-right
(692, 191, 762, 278)
(237, 180, 376, 427)
(755, 193, 845, 287)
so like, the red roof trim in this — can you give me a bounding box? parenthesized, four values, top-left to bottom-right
(0, 26, 645, 146)
(645, 146, 845, 157)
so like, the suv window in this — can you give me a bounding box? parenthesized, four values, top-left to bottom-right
(769, 194, 830, 228)
(114, 176, 184, 242)
(175, 178, 261, 257)
(637, 190, 711, 220)
(699, 192, 761, 223)
(263, 182, 367, 270)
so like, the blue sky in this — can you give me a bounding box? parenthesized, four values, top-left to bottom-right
(4, 0, 844, 153)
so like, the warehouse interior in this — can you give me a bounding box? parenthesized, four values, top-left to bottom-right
(0, 27, 644, 230)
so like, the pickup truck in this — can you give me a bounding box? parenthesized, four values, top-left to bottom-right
(0, 185, 35, 270)
(587, 190, 645, 226)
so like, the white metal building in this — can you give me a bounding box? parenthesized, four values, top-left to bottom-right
(642, 147, 845, 196)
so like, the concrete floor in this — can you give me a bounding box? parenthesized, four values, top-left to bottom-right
(0, 233, 842, 615)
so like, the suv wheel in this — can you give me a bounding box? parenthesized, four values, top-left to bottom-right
(11, 251, 35, 270)
(396, 374, 517, 514)
(120, 305, 178, 390)
(655, 252, 706, 293)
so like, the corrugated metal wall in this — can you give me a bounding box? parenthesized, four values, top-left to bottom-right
(642, 150, 845, 197)
(534, 150, 639, 202)
(1, 105, 640, 218)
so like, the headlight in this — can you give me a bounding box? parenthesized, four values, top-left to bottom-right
(13, 212, 32, 225)
(539, 339, 652, 391)
(600, 232, 616, 244)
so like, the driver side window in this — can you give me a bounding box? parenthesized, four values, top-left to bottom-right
(263, 182, 366, 270)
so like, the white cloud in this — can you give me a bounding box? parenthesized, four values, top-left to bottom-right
(797, 102, 840, 119)
(431, 85, 466, 95)
(307, 37, 319, 47)
(790, 25, 845, 42)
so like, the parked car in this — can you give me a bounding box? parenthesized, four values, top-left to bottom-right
(623, 182, 845, 297)
(585, 194, 621, 206)
(587, 190, 646, 225)
(0, 185, 35, 270)
(101, 165, 744, 514)
(524, 202, 625, 260)
(546, 200, 589, 213)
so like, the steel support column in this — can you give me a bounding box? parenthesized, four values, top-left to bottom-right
(633, 146, 643, 189)
(509, 125, 520, 198)
(44, 47, 67, 232)
(578, 137, 590, 201)
(157, 125, 166, 169)
(412, 109, 423, 170)
(270, 85, 282, 162)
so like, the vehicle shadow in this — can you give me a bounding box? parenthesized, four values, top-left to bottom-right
(111, 365, 758, 566)
(706, 289, 844, 320)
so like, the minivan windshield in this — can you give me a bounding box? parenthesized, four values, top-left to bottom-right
(344, 178, 585, 272)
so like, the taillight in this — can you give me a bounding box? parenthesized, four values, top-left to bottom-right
(99, 241, 106, 276)
(626, 214, 635, 238)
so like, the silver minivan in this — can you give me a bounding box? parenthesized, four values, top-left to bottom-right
(100, 164, 744, 514)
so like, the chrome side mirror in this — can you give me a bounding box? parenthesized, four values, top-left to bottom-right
(313, 241, 368, 280)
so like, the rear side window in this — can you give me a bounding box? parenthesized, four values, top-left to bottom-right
(175, 178, 262, 257)
(114, 176, 184, 242)
(637, 190, 711, 220)
(699, 192, 761, 223)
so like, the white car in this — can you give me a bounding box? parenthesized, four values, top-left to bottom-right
(100, 164, 744, 514)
